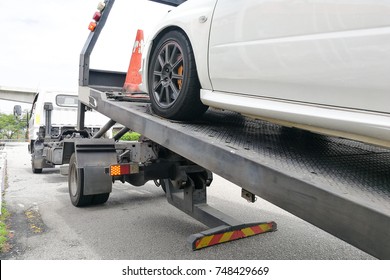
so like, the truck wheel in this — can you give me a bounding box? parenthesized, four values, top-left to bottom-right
(32, 165, 42, 174)
(148, 30, 208, 120)
(68, 153, 93, 207)
(92, 193, 110, 205)
(31, 157, 42, 174)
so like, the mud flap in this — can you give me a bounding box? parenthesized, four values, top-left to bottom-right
(74, 139, 117, 195)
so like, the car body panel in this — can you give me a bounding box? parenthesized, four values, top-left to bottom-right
(148, 0, 187, 6)
(141, 0, 390, 147)
(208, 0, 390, 113)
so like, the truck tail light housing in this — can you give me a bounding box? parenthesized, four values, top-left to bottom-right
(87, 2, 105, 31)
(97, 2, 106, 12)
(93, 11, 101, 22)
(88, 21, 97, 32)
(110, 164, 139, 176)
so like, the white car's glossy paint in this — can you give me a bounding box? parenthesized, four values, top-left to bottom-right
(140, 0, 390, 147)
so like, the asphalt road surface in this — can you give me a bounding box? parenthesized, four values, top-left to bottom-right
(1, 142, 374, 260)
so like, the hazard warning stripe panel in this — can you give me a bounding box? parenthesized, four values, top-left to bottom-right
(191, 222, 277, 250)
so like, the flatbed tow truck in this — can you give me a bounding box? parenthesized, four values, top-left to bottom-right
(38, 0, 390, 259)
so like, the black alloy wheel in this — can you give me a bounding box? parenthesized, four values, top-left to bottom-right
(148, 30, 208, 120)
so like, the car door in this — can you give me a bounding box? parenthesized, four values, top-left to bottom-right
(208, 0, 390, 113)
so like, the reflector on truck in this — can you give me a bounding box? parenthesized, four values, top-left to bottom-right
(110, 163, 139, 176)
(189, 222, 277, 250)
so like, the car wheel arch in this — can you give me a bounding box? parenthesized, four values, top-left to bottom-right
(148, 26, 202, 84)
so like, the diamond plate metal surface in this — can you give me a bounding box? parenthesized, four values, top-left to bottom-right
(168, 109, 390, 212)
(109, 100, 390, 213)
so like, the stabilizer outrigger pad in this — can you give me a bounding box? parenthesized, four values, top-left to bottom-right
(188, 222, 277, 250)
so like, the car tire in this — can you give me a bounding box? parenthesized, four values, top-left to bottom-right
(148, 30, 208, 120)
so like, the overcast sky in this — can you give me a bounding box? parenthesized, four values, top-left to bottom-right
(0, 0, 170, 113)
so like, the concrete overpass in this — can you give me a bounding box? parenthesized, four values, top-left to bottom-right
(0, 86, 37, 104)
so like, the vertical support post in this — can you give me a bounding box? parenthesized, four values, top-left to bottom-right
(77, 102, 86, 131)
(164, 171, 240, 228)
(43, 102, 53, 138)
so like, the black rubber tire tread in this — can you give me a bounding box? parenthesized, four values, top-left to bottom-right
(68, 153, 93, 207)
(148, 30, 208, 120)
(31, 158, 42, 174)
(92, 193, 110, 205)
(31, 154, 42, 173)
(32, 166, 42, 174)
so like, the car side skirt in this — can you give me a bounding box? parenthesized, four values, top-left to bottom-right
(201, 89, 390, 148)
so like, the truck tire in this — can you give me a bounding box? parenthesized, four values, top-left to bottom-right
(68, 153, 93, 207)
(31, 157, 42, 174)
(32, 165, 42, 174)
(92, 193, 110, 205)
(31, 142, 43, 173)
(148, 30, 208, 120)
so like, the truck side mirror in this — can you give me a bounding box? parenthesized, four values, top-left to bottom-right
(13, 105, 22, 117)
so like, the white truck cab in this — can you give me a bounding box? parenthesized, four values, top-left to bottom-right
(27, 90, 113, 173)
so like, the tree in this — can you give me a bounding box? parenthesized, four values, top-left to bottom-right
(0, 113, 27, 139)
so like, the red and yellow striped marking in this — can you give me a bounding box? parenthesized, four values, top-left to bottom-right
(194, 222, 276, 250)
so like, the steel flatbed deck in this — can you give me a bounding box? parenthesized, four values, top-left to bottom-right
(81, 86, 390, 259)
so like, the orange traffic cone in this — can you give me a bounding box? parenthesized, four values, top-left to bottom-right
(123, 29, 144, 93)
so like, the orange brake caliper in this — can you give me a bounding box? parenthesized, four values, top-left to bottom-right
(177, 65, 183, 89)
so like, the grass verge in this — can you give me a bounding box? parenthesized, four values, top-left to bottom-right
(0, 201, 11, 253)
(1, 162, 11, 253)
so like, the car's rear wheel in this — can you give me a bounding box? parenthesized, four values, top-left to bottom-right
(148, 30, 208, 120)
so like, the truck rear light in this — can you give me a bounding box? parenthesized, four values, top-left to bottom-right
(97, 2, 106, 12)
(88, 21, 97, 31)
(110, 164, 139, 176)
(88, 2, 105, 31)
(93, 11, 101, 22)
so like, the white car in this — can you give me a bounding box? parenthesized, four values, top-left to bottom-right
(140, 0, 390, 148)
